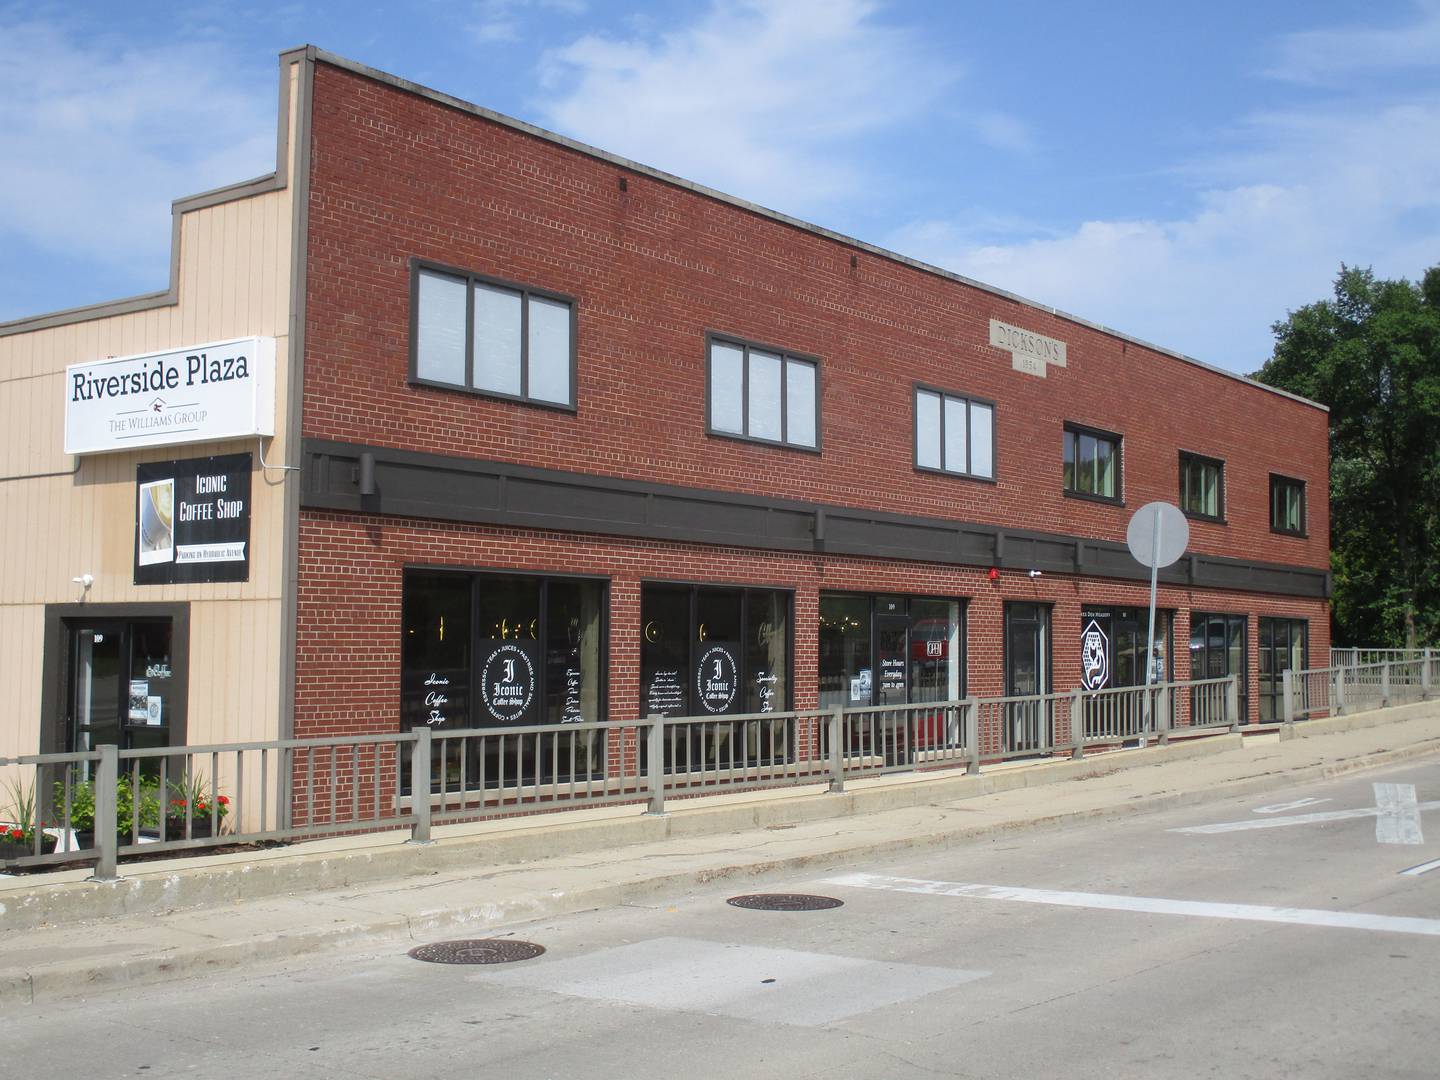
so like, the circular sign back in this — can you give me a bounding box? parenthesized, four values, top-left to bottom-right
(1126, 501, 1189, 569)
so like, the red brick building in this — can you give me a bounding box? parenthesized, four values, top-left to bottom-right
(288, 47, 1329, 748)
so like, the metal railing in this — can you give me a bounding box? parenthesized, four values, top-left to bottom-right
(1330, 647, 1434, 668)
(828, 700, 979, 779)
(1284, 653, 1439, 724)
(0, 675, 1252, 878)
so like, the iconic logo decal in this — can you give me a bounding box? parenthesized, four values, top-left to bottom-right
(480, 642, 536, 722)
(696, 644, 738, 713)
(1081, 619, 1110, 690)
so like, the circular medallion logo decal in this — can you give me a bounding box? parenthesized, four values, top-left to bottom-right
(480, 643, 536, 722)
(696, 644, 738, 713)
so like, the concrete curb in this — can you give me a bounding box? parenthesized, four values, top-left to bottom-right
(5, 729, 1439, 1006)
(1, 730, 1240, 933)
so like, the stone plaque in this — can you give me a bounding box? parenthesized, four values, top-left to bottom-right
(989, 319, 1067, 378)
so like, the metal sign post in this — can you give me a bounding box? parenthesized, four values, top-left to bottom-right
(1126, 502, 1189, 745)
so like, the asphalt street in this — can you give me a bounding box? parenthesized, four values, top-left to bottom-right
(10, 759, 1440, 1079)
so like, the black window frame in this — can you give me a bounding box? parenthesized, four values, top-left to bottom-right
(1178, 451, 1226, 523)
(39, 602, 191, 762)
(1269, 474, 1307, 537)
(639, 581, 796, 718)
(408, 257, 579, 413)
(1189, 611, 1249, 721)
(1062, 422, 1124, 505)
(704, 331, 822, 452)
(400, 565, 610, 730)
(912, 383, 998, 484)
(818, 591, 969, 709)
(1258, 616, 1309, 723)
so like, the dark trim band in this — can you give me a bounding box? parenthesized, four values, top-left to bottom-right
(301, 439, 1331, 600)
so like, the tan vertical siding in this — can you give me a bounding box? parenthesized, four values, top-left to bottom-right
(0, 59, 302, 775)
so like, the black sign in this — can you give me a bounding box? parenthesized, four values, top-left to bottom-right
(134, 453, 251, 585)
(696, 643, 739, 714)
(479, 640, 537, 723)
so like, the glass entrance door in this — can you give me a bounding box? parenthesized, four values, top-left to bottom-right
(1004, 603, 1051, 753)
(70, 625, 125, 775)
(65, 620, 175, 766)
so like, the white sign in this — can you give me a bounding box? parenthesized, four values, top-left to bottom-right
(64, 336, 276, 455)
(1081, 619, 1109, 690)
(989, 320, 1067, 378)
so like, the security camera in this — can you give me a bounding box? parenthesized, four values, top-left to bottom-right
(72, 573, 94, 588)
(1027, 569, 1042, 578)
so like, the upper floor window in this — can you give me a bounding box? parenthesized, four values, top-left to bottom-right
(1063, 423, 1121, 502)
(1270, 474, 1306, 536)
(914, 386, 995, 480)
(707, 333, 819, 450)
(1179, 452, 1225, 522)
(411, 260, 576, 409)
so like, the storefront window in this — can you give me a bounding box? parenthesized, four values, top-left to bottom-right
(818, 593, 965, 709)
(1259, 617, 1308, 722)
(1078, 607, 1172, 737)
(1079, 608, 1172, 692)
(1190, 612, 1247, 719)
(401, 571, 605, 730)
(640, 585, 792, 718)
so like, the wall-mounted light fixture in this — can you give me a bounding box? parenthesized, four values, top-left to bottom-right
(359, 452, 377, 496)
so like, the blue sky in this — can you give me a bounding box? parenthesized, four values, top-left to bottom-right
(3, 0, 1438, 374)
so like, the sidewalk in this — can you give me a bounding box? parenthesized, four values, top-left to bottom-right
(4, 701, 1439, 1006)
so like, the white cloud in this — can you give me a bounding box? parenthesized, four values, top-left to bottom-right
(469, 0, 588, 45)
(888, 99, 1440, 372)
(535, 0, 958, 213)
(1266, 0, 1440, 83)
(0, 17, 273, 284)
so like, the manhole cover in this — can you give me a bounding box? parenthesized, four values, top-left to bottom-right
(726, 893, 844, 911)
(408, 939, 546, 965)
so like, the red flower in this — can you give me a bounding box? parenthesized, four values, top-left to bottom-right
(218, 796, 229, 806)
(7, 828, 23, 841)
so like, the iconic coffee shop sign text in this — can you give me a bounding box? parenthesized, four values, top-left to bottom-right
(65, 337, 276, 455)
(989, 320, 1067, 379)
(135, 453, 252, 585)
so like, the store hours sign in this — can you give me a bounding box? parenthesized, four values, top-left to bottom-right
(65, 337, 276, 455)
(135, 453, 252, 584)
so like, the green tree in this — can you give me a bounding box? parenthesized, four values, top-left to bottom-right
(1256, 264, 1440, 648)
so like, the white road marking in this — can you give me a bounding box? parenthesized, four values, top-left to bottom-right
(1399, 857, 1440, 877)
(1172, 798, 1440, 836)
(1374, 783, 1424, 845)
(468, 937, 988, 1027)
(1254, 797, 1330, 814)
(824, 872, 1440, 937)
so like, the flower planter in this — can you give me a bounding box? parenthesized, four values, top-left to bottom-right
(164, 817, 218, 840)
(0, 834, 58, 861)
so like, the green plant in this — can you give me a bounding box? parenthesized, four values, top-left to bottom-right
(53, 774, 161, 836)
(117, 776, 162, 834)
(3, 774, 42, 846)
(166, 772, 230, 822)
